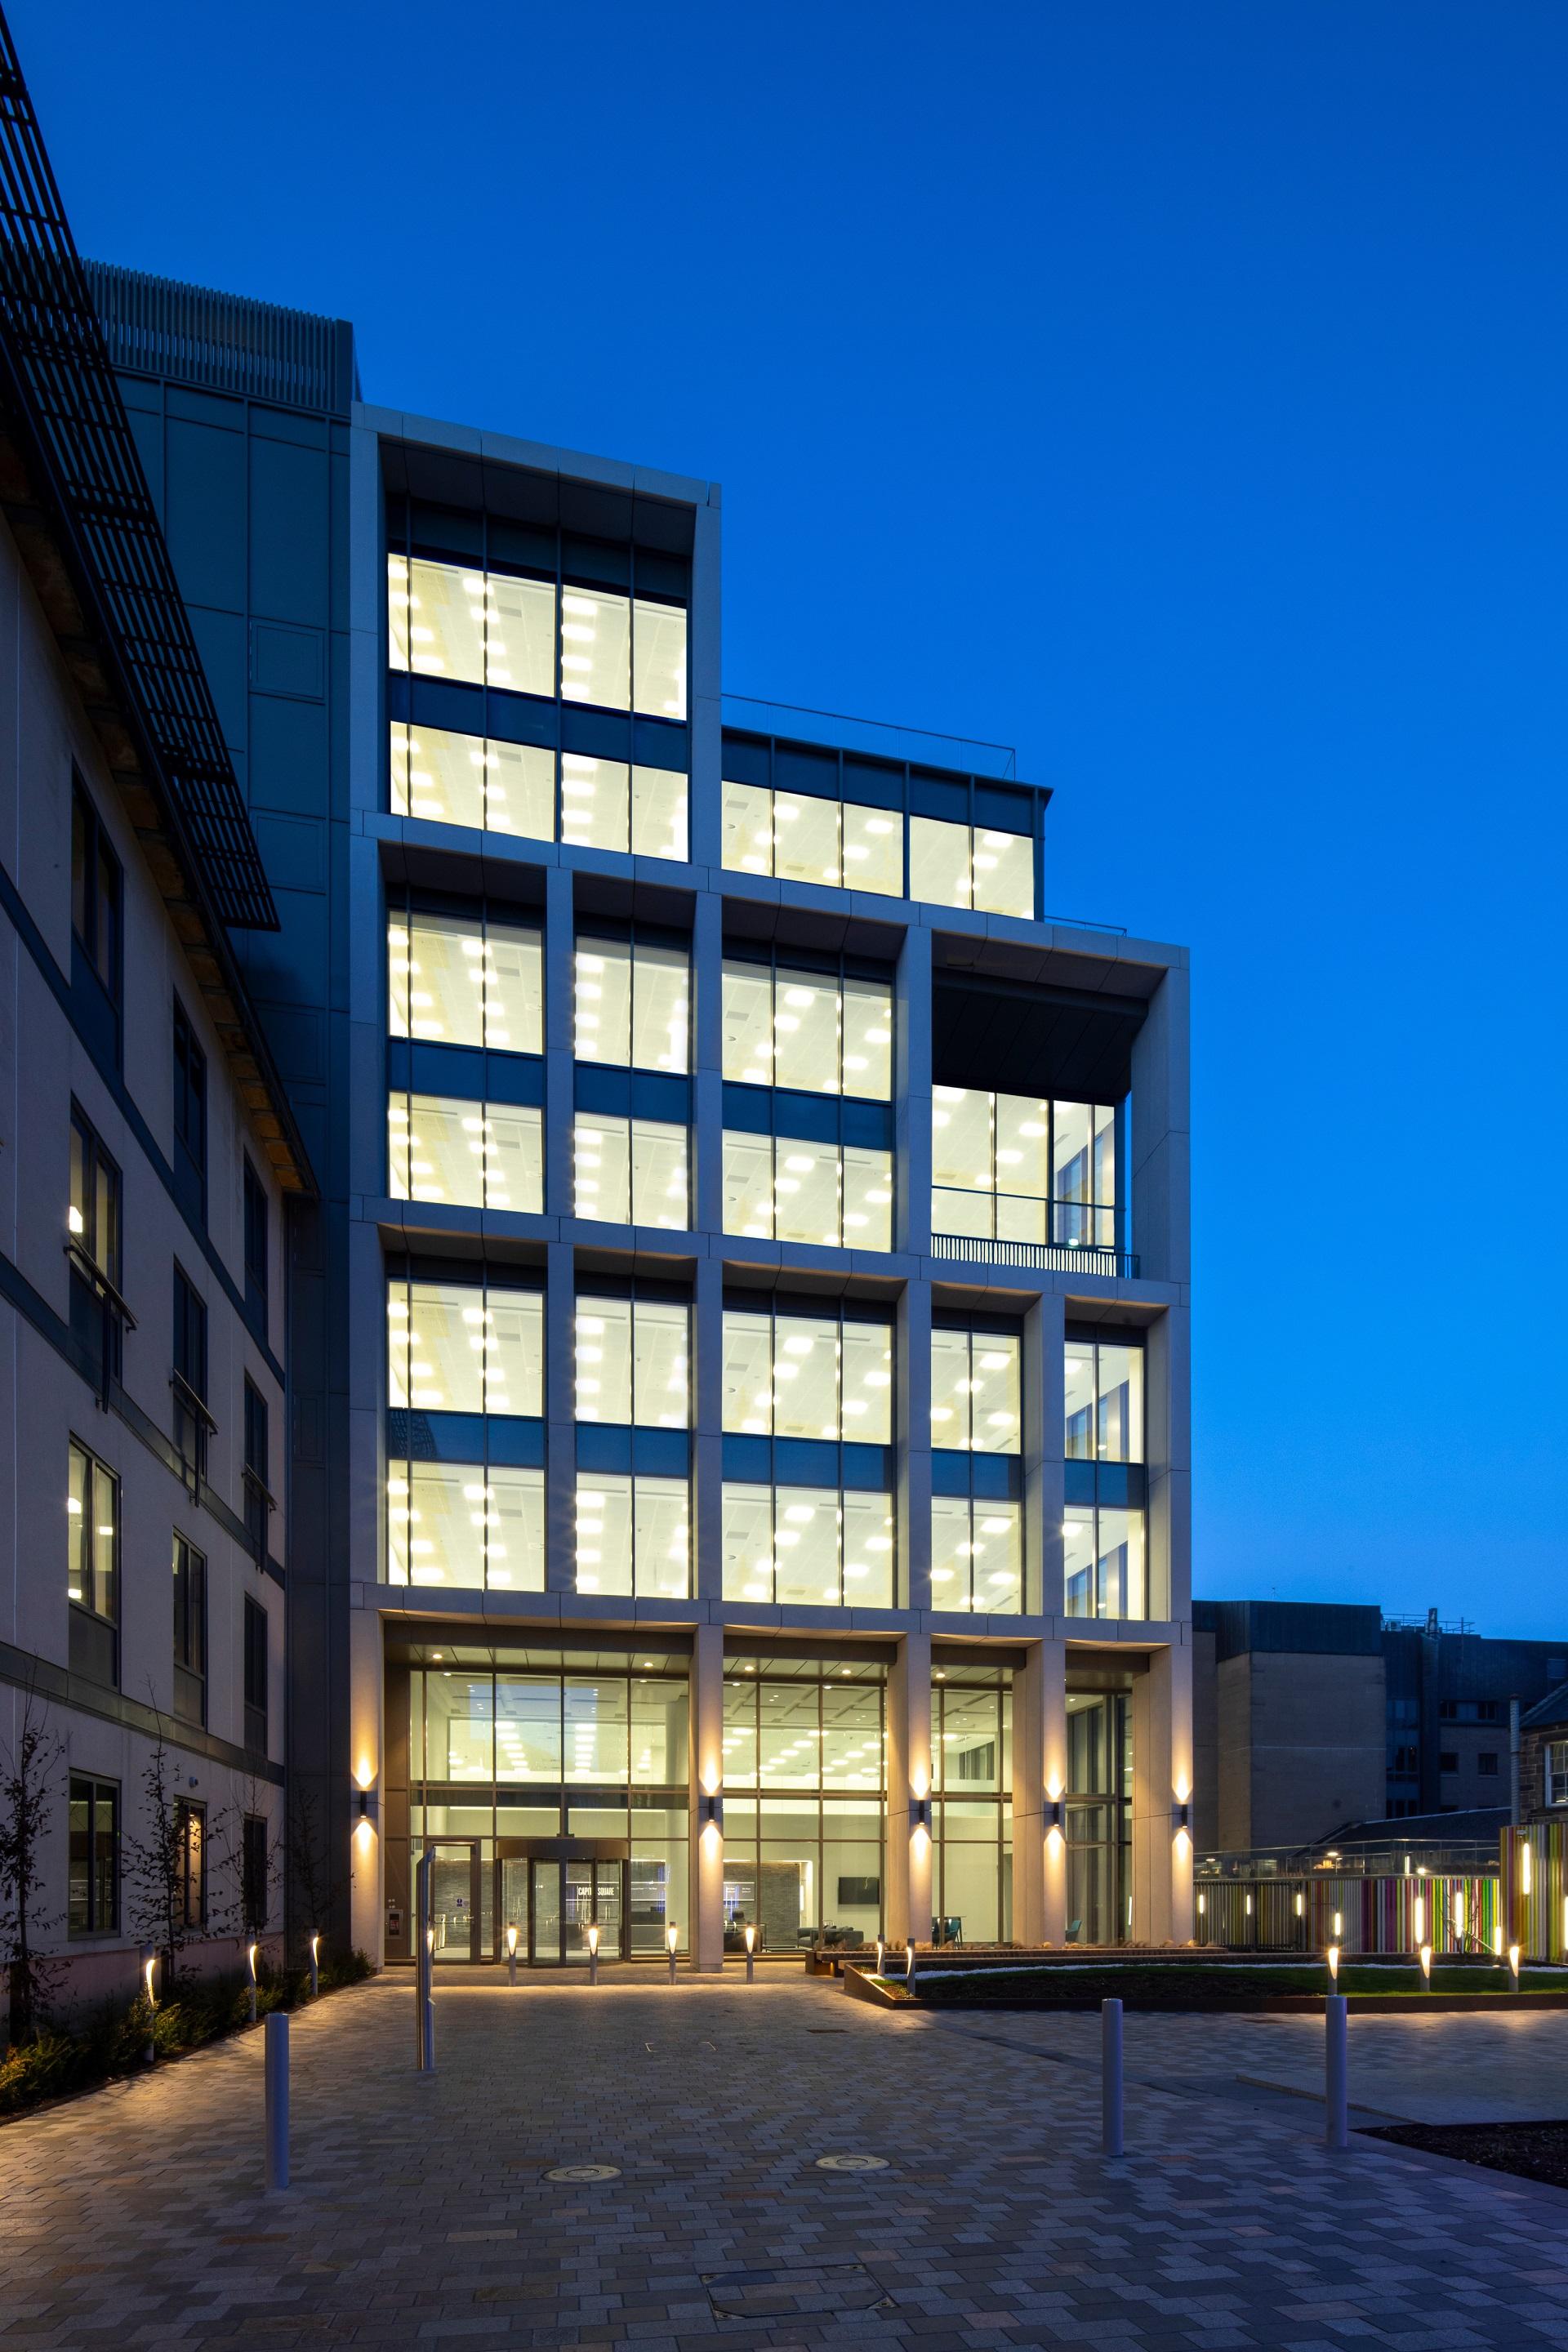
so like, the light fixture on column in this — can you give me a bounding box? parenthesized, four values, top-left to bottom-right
(909, 1795, 931, 1834)
(1044, 1797, 1063, 1836)
(1170, 1798, 1190, 1837)
(354, 1766, 378, 1854)
(700, 1791, 724, 1833)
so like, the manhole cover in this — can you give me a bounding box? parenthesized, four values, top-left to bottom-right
(813, 2152, 889, 2172)
(542, 2163, 620, 2182)
(705, 2262, 889, 2317)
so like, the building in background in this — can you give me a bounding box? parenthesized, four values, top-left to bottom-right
(75, 260, 1196, 1965)
(0, 46, 309, 2018)
(1194, 1599, 1568, 1853)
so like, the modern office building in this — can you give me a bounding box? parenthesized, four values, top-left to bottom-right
(0, 47, 302, 2018)
(58, 265, 1192, 1965)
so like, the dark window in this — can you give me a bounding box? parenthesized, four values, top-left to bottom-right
(172, 1266, 210, 1483)
(243, 1594, 270, 1757)
(172, 1534, 207, 1727)
(1390, 1745, 1419, 1775)
(68, 1438, 118, 1686)
(1438, 1700, 1457, 1722)
(243, 1378, 270, 1559)
(1477, 1700, 1500, 1723)
(1439, 1751, 1459, 1774)
(241, 1814, 270, 1934)
(1477, 1751, 1499, 1776)
(68, 1775, 119, 1934)
(71, 777, 122, 1000)
(243, 1159, 269, 1335)
(172, 996, 207, 1225)
(68, 1104, 124, 1384)
(176, 1799, 205, 1928)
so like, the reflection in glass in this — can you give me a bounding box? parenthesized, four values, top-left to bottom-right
(1064, 1339, 1143, 1462)
(1063, 1504, 1146, 1620)
(389, 1095, 542, 1212)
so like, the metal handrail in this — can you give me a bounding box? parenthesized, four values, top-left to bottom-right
(169, 1368, 217, 1434)
(931, 1232, 1138, 1279)
(64, 1237, 137, 1329)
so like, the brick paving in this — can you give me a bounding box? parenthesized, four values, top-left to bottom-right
(3, 1971, 1568, 2347)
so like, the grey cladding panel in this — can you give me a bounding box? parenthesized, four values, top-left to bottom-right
(250, 437, 331, 626)
(164, 416, 247, 612)
(931, 975, 1147, 1102)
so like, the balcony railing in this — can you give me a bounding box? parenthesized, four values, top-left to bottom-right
(930, 1188, 1136, 1278)
(932, 1234, 1138, 1277)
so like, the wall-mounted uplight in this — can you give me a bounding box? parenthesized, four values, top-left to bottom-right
(1044, 1797, 1063, 1836)
(309, 1931, 321, 1999)
(142, 1942, 158, 2008)
(247, 1940, 260, 2025)
(1294, 1892, 1303, 1918)
(909, 1795, 932, 1835)
(1196, 1892, 1206, 1919)
(354, 1777, 378, 1855)
(1171, 1800, 1190, 1836)
(700, 1792, 724, 1833)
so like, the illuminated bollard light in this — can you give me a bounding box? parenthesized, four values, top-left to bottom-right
(1327, 1944, 1340, 1987)
(506, 1923, 519, 1987)
(1509, 1942, 1521, 1989)
(247, 1940, 260, 2026)
(1325, 1995, 1349, 2151)
(1101, 1998, 1124, 2158)
(905, 1939, 916, 1997)
(745, 1923, 756, 1984)
(140, 1943, 157, 2067)
(264, 2011, 290, 2192)
(1419, 1943, 1432, 1989)
(667, 1923, 679, 1984)
(588, 1922, 600, 1985)
(308, 1932, 320, 2001)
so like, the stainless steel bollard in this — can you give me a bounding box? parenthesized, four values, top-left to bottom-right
(264, 2013, 289, 2192)
(1101, 1998, 1125, 2158)
(590, 1949, 599, 1986)
(415, 1850, 436, 2074)
(1325, 1994, 1349, 2150)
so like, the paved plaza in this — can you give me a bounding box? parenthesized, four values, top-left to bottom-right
(4, 1971, 1568, 2348)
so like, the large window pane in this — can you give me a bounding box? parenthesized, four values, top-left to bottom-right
(1063, 1504, 1145, 1620)
(635, 1302, 689, 1427)
(632, 1120, 688, 1227)
(929, 1330, 969, 1447)
(575, 1474, 632, 1595)
(577, 1470, 689, 1599)
(970, 1334, 1021, 1454)
(631, 766, 688, 862)
(909, 814, 970, 908)
(389, 1280, 482, 1412)
(722, 1133, 774, 1237)
(773, 793, 840, 887)
(576, 1298, 633, 1423)
(840, 1321, 893, 1442)
(1064, 1340, 1096, 1459)
(633, 945, 689, 1073)
(773, 1138, 838, 1246)
(972, 1501, 1023, 1611)
(722, 781, 773, 875)
(775, 1489, 840, 1606)
(840, 802, 902, 895)
(560, 755, 629, 851)
(772, 1315, 840, 1441)
(932, 1088, 992, 1195)
(389, 1097, 542, 1212)
(721, 960, 773, 1083)
(1097, 1343, 1143, 1461)
(841, 1147, 893, 1248)
(485, 1291, 543, 1415)
(424, 1673, 493, 1780)
(995, 1094, 1049, 1200)
(722, 1483, 774, 1600)
(841, 1491, 895, 1606)
(574, 1114, 688, 1225)
(722, 1312, 773, 1433)
(565, 1678, 629, 1780)
(392, 725, 555, 841)
(632, 600, 688, 720)
(575, 940, 631, 1064)
(560, 589, 630, 710)
(483, 922, 544, 1053)
(771, 973, 840, 1094)
(396, 558, 484, 684)
(577, 1299, 688, 1427)
(574, 1114, 628, 1221)
(635, 1477, 690, 1598)
(971, 828, 1034, 917)
(929, 1493, 970, 1609)
(497, 1677, 561, 1780)
(485, 572, 555, 697)
(841, 977, 893, 1099)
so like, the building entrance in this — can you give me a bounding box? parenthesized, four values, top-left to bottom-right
(497, 1840, 627, 1964)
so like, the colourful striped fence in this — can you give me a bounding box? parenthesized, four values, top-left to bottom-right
(1500, 1823, 1568, 1959)
(1196, 1871, 1500, 1955)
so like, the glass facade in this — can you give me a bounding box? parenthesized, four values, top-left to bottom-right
(1066, 1691, 1131, 1944)
(576, 1297, 688, 1427)
(721, 1131, 893, 1247)
(722, 1658, 885, 1951)
(722, 1487, 895, 1608)
(408, 1658, 689, 1955)
(1065, 1338, 1143, 1461)
(932, 1665, 1013, 1942)
(721, 956, 893, 1098)
(575, 1473, 689, 1597)
(391, 724, 555, 840)
(932, 1088, 1116, 1250)
(389, 1094, 542, 1211)
(720, 783, 1034, 915)
(930, 1329, 1021, 1452)
(909, 816, 1033, 916)
(390, 555, 686, 720)
(1064, 1505, 1146, 1620)
(387, 1463, 544, 1589)
(722, 1306, 892, 1442)
(930, 1496, 1024, 1615)
(1064, 1332, 1147, 1620)
(389, 906, 542, 1053)
(387, 1275, 542, 1416)
(576, 936, 688, 1072)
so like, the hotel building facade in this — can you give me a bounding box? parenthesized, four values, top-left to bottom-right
(78, 267, 1194, 1970)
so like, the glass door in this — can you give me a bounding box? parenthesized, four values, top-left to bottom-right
(531, 1858, 563, 1962)
(429, 1841, 479, 1962)
(595, 1860, 623, 1957)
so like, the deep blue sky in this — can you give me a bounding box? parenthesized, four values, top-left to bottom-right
(20, 2, 1568, 1632)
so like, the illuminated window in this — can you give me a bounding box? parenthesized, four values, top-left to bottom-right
(721, 1485, 894, 1609)
(576, 1298, 688, 1428)
(632, 599, 688, 721)
(389, 909, 542, 1053)
(1064, 1339, 1143, 1463)
(721, 1307, 893, 1442)
(573, 1115, 688, 1228)
(388, 554, 555, 695)
(575, 936, 688, 1072)
(722, 1132, 892, 1249)
(387, 1461, 545, 1590)
(721, 957, 892, 1098)
(559, 756, 689, 861)
(575, 1473, 690, 1597)
(930, 1496, 1023, 1615)
(930, 1330, 1021, 1454)
(721, 782, 902, 895)
(388, 1094, 542, 1212)
(390, 723, 554, 840)
(387, 1279, 542, 1416)
(910, 816, 1033, 916)
(931, 1087, 1116, 1250)
(1064, 1505, 1146, 1621)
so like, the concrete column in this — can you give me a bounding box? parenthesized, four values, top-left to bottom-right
(1131, 1643, 1194, 1944)
(886, 1629, 933, 1945)
(691, 892, 724, 1236)
(893, 924, 932, 1255)
(1129, 960, 1190, 1290)
(688, 495, 724, 875)
(1023, 1291, 1065, 1620)
(543, 865, 576, 1216)
(693, 1256, 724, 1601)
(1144, 1304, 1189, 1625)
(1011, 1637, 1068, 1946)
(688, 1620, 724, 1971)
(898, 1278, 933, 1612)
(545, 1241, 577, 1592)
(347, 1600, 385, 1964)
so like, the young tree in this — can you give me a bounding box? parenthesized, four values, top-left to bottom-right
(123, 1735, 198, 1989)
(207, 1774, 278, 1950)
(284, 1782, 339, 1961)
(0, 1690, 65, 2044)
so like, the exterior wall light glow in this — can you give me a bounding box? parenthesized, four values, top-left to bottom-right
(1044, 1798, 1063, 1834)
(308, 1932, 320, 1998)
(909, 1795, 931, 1834)
(142, 1944, 157, 2007)
(1521, 1839, 1533, 1896)
(1170, 1800, 1190, 1835)
(1196, 1892, 1206, 1918)
(1332, 1910, 1343, 1939)
(700, 1792, 724, 1832)
(1413, 1895, 1425, 1944)
(1294, 1892, 1303, 1918)
(744, 1922, 756, 1981)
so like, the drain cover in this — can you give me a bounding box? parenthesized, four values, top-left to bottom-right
(543, 2163, 620, 2182)
(813, 2152, 889, 2172)
(705, 2262, 889, 2317)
